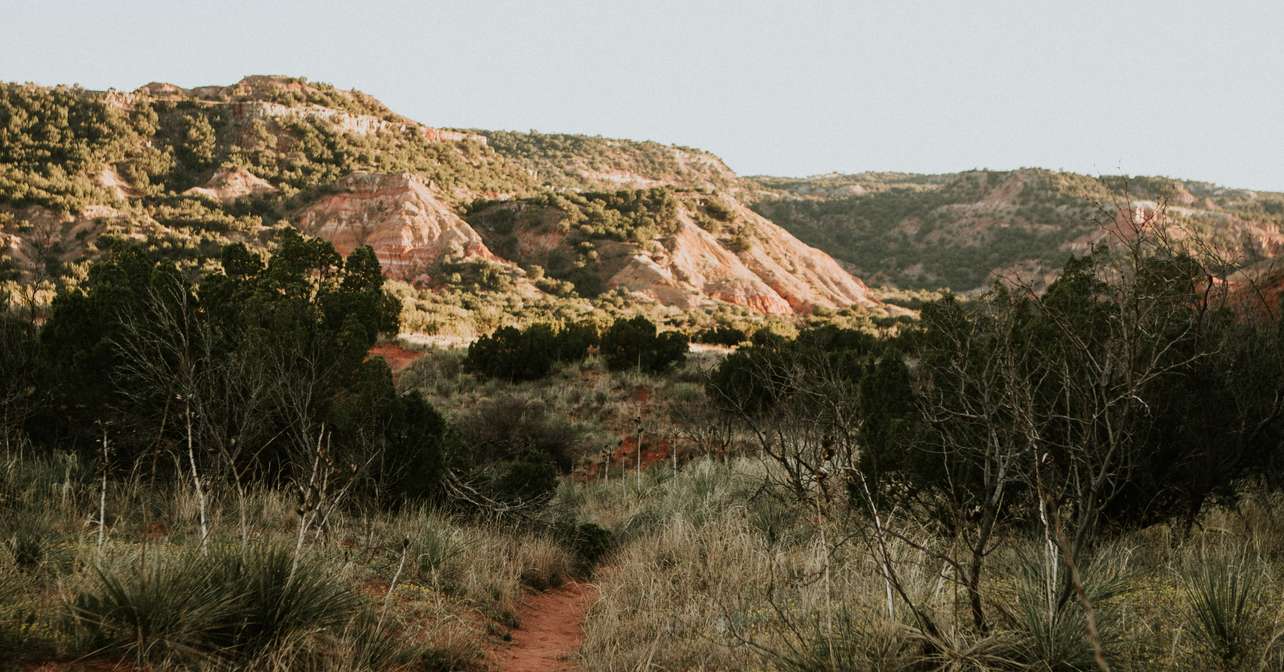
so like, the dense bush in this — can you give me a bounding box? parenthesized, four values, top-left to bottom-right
(0, 292, 40, 452)
(706, 326, 889, 415)
(449, 396, 582, 505)
(466, 324, 559, 381)
(552, 321, 599, 362)
(555, 521, 614, 571)
(693, 325, 747, 346)
(27, 232, 445, 501)
(600, 316, 688, 373)
(465, 322, 598, 381)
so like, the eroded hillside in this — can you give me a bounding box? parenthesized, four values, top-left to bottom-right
(749, 169, 1284, 291)
(1, 76, 879, 320)
(467, 188, 876, 315)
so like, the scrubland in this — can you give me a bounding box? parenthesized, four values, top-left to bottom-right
(7, 218, 1284, 672)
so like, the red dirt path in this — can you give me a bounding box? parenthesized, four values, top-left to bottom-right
(367, 342, 424, 380)
(491, 581, 598, 672)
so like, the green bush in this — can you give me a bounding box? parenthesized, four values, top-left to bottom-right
(600, 316, 687, 373)
(559, 521, 613, 570)
(553, 322, 599, 362)
(705, 326, 882, 415)
(693, 325, 747, 346)
(465, 324, 559, 381)
(30, 234, 445, 501)
(465, 322, 597, 381)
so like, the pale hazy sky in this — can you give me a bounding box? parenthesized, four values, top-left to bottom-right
(3, 1, 1282, 190)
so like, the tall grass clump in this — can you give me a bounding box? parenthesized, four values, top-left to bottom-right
(68, 543, 382, 667)
(1178, 545, 1272, 670)
(748, 609, 923, 672)
(0, 536, 47, 657)
(68, 548, 241, 664)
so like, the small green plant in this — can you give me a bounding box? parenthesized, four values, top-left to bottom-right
(998, 547, 1133, 671)
(1178, 545, 1270, 670)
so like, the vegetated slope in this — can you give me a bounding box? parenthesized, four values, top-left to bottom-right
(1, 76, 881, 318)
(0, 75, 535, 282)
(467, 188, 877, 315)
(747, 169, 1284, 292)
(476, 130, 742, 193)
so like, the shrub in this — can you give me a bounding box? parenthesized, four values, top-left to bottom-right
(553, 322, 599, 362)
(450, 397, 582, 504)
(703, 198, 734, 222)
(556, 522, 614, 571)
(379, 390, 449, 503)
(35, 234, 406, 484)
(693, 325, 747, 346)
(705, 332, 788, 414)
(600, 316, 687, 373)
(465, 324, 557, 381)
(465, 322, 594, 381)
(705, 326, 882, 415)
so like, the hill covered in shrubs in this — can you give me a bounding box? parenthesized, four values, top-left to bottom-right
(0, 76, 883, 330)
(747, 168, 1284, 292)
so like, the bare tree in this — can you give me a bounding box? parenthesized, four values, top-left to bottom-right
(113, 275, 211, 551)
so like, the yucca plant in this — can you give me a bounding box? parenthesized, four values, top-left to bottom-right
(910, 626, 1024, 672)
(68, 549, 239, 664)
(997, 544, 1134, 671)
(206, 544, 361, 655)
(69, 544, 364, 666)
(1178, 545, 1269, 670)
(239, 608, 421, 672)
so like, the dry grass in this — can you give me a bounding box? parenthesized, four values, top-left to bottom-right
(0, 453, 577, 670)
(563, 458, 1284, 672)
(9, 349, 1284, 671)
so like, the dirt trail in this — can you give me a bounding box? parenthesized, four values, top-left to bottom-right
(492, 581, 598, 672)
(367, 342, 423, 380)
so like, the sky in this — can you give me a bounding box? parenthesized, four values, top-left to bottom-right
(3, 0, 1282, 190)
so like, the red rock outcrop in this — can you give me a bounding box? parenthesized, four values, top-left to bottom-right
(294, 172, 497, 280)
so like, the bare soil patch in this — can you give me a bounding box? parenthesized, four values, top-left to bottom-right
(490, 581, 598, 672)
